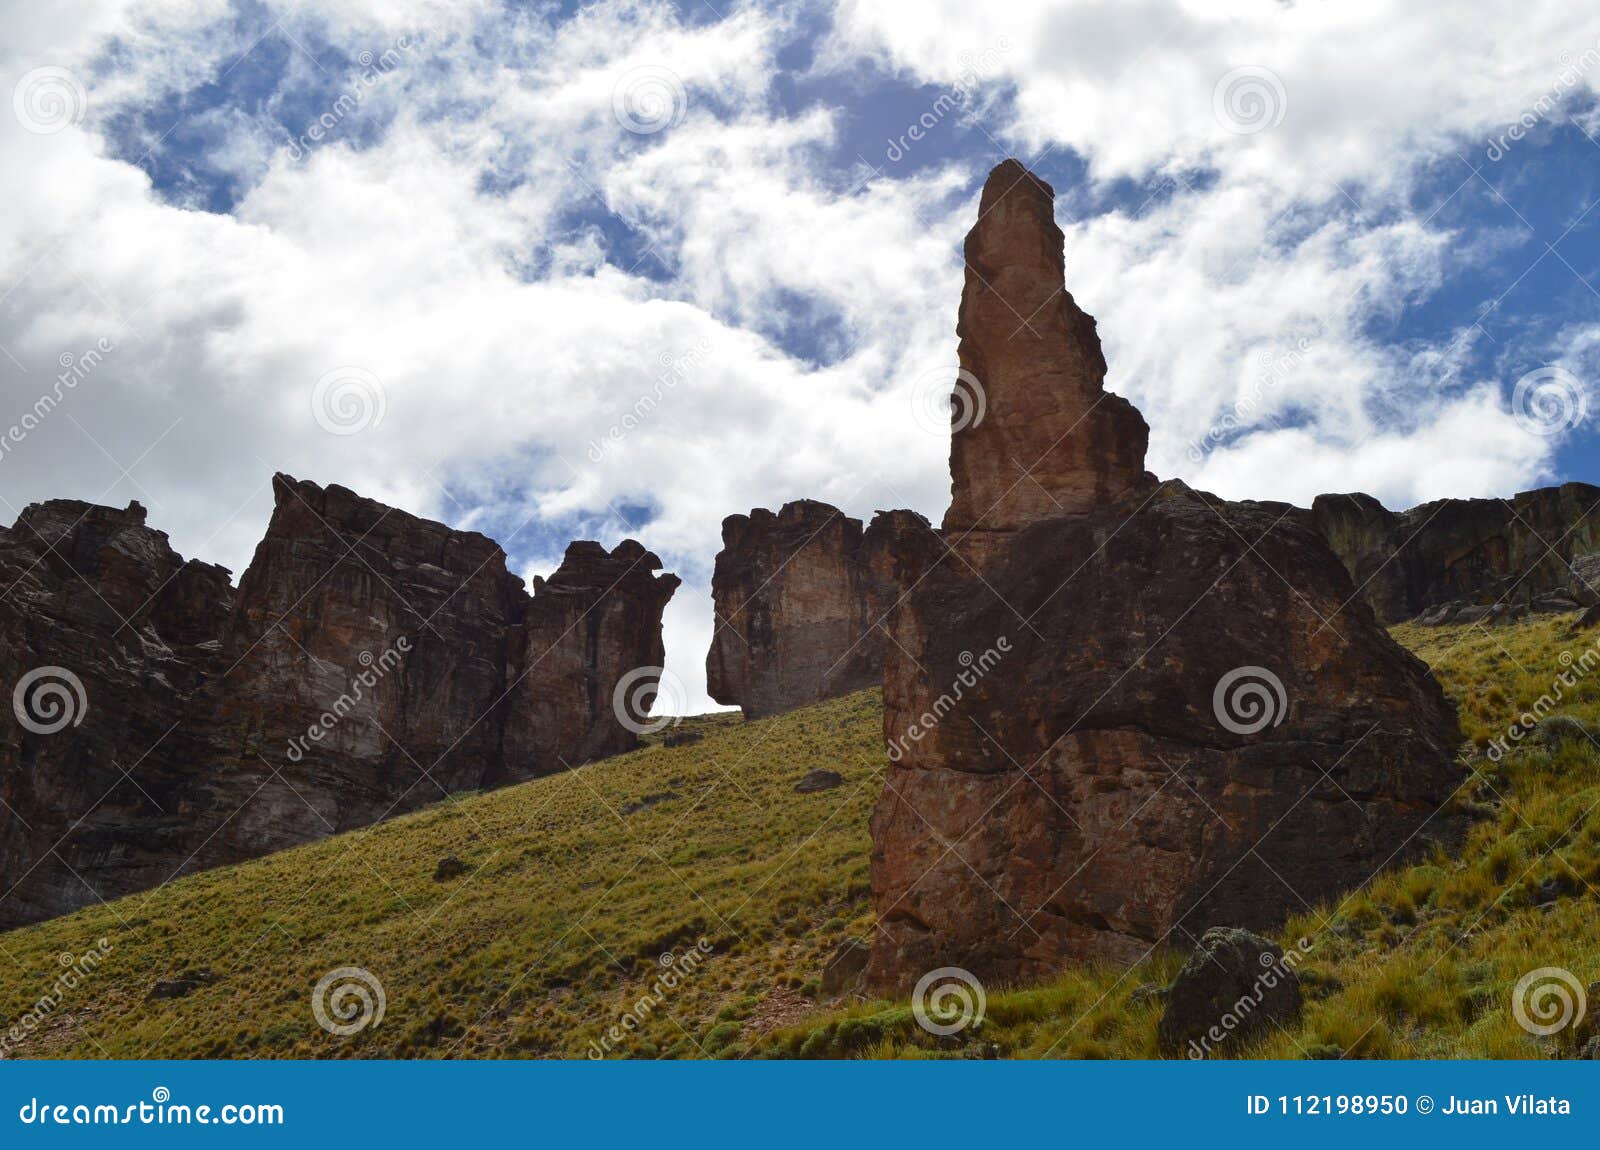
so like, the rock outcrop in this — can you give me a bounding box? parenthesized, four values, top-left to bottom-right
(0, 500, 232, 929)
(866, 160, 1462, 992)
(503, 538, 680, 776)
(707, 501, 936, 717)
(0, 474, 679, 929)
(944, 159, 1154, 532)
(1308, 485, 1600, 624)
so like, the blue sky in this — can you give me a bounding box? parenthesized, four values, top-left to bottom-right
(3, 0, 1599, 708)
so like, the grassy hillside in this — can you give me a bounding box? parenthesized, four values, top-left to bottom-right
(2, 615, 1597, 1059)
(764, 615, 1600, 1059)
(0, 694, 883, 1058)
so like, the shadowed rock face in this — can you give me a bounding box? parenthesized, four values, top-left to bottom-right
(503, 538, 681, 777)
(1308, 485, 1600, 623)
(707, 501, 937, 718)
(0, 474, 679, 929)
(0, 500, 233, 929)
(866, 161, 1462, 993)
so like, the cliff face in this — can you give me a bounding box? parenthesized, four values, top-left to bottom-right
(706, 502, 936, 718)
(0, 475, 679, 929)
(0, 500, 233, 929)
(1309, 485, 1600, 623)
(866, 161, 1463, 992)
(503, 539, 681, 777)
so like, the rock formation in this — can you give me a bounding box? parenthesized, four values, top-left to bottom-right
(866, 160, 1462, 992)
(1308, 485, 1600, 624)
(944, 159, 1153, 532)
(503, 538, 681, 776)
(707, 501, 936, 717)
(0, 474, 679, 929)
(0, 500, 232, 928)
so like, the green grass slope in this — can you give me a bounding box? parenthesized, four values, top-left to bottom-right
(0, 695, 883, 1058)
(764, 616, 1600, 1059)
(2, 616, 1598, 1059)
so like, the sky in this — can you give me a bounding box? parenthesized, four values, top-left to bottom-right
(1, 0, 1598, 713)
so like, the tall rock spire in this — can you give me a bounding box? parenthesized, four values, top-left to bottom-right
(944, 159, 1151, 531)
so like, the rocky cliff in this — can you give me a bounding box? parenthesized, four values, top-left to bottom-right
(866, 161, 1463, 992)
(0, 475, 679, 929)
(0, 500, 232, 928)
(707, 501, 936, 717)
(1309, 485, 1600, 624)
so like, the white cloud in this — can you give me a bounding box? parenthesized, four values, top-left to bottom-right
(826, 0, 1600, 504)
(1, 0, 1595, 714)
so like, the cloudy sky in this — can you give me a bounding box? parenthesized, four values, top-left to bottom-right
(3, 0, 1598, 712)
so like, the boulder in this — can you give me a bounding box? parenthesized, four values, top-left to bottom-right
(794, 769, 844, 793)
(1156, 927, 1303, 1058)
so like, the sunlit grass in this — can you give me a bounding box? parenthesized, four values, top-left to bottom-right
(763, 614, 1600, 1060)
(3, 614, 1597, 1059)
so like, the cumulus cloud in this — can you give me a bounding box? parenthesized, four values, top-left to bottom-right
(826, 0, 1600, 507)
(1, 0, 1596, 711)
